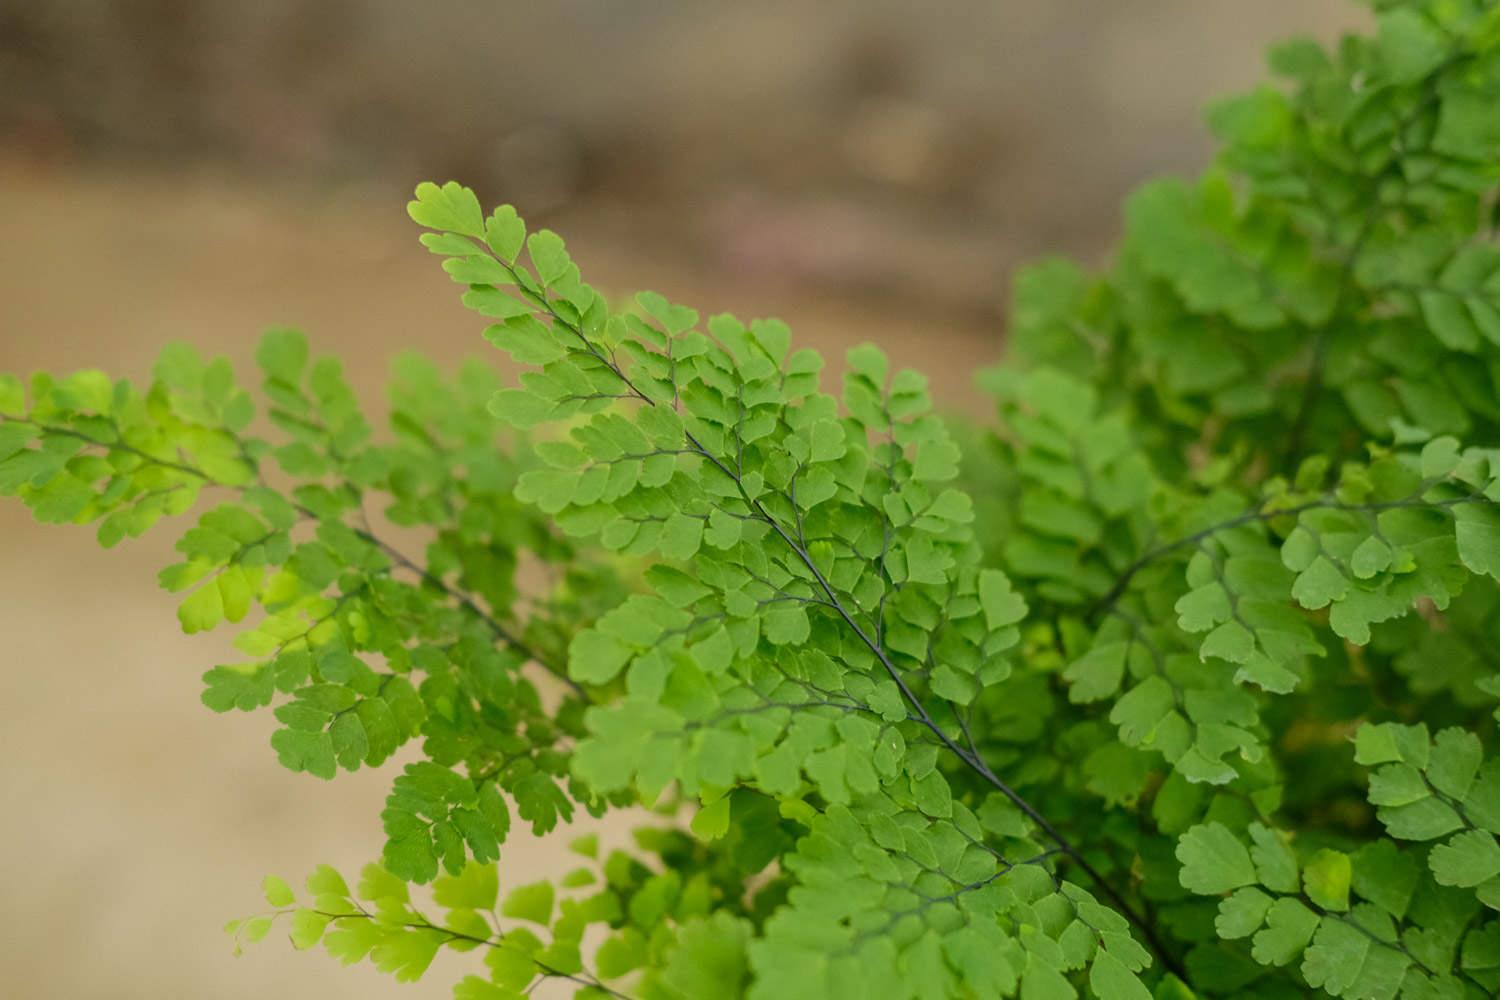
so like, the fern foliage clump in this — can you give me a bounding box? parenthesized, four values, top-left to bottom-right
(8, 1, 1500, 997)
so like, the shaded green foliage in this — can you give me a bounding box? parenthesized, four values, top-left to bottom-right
(6, 1, 1500, 997)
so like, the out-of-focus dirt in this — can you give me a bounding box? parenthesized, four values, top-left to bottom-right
(2, 1, 1366, 322)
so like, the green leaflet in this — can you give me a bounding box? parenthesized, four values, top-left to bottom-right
(1176, 822, 1258, 895)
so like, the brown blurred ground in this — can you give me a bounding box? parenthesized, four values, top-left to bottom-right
(0, 2, 1362, 997)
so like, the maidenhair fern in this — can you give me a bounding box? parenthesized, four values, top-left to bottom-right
(6, 1, 1500, 997)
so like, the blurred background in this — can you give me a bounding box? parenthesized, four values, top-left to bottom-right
(0, 2, 1361, 997)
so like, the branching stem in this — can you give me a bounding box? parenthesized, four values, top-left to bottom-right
(1086, 491, 1485, 625)
(505, 275, 1189, 977)
(1, 414, 585, 700)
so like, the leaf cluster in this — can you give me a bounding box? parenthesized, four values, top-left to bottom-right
(7, 1, 1500, 997)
